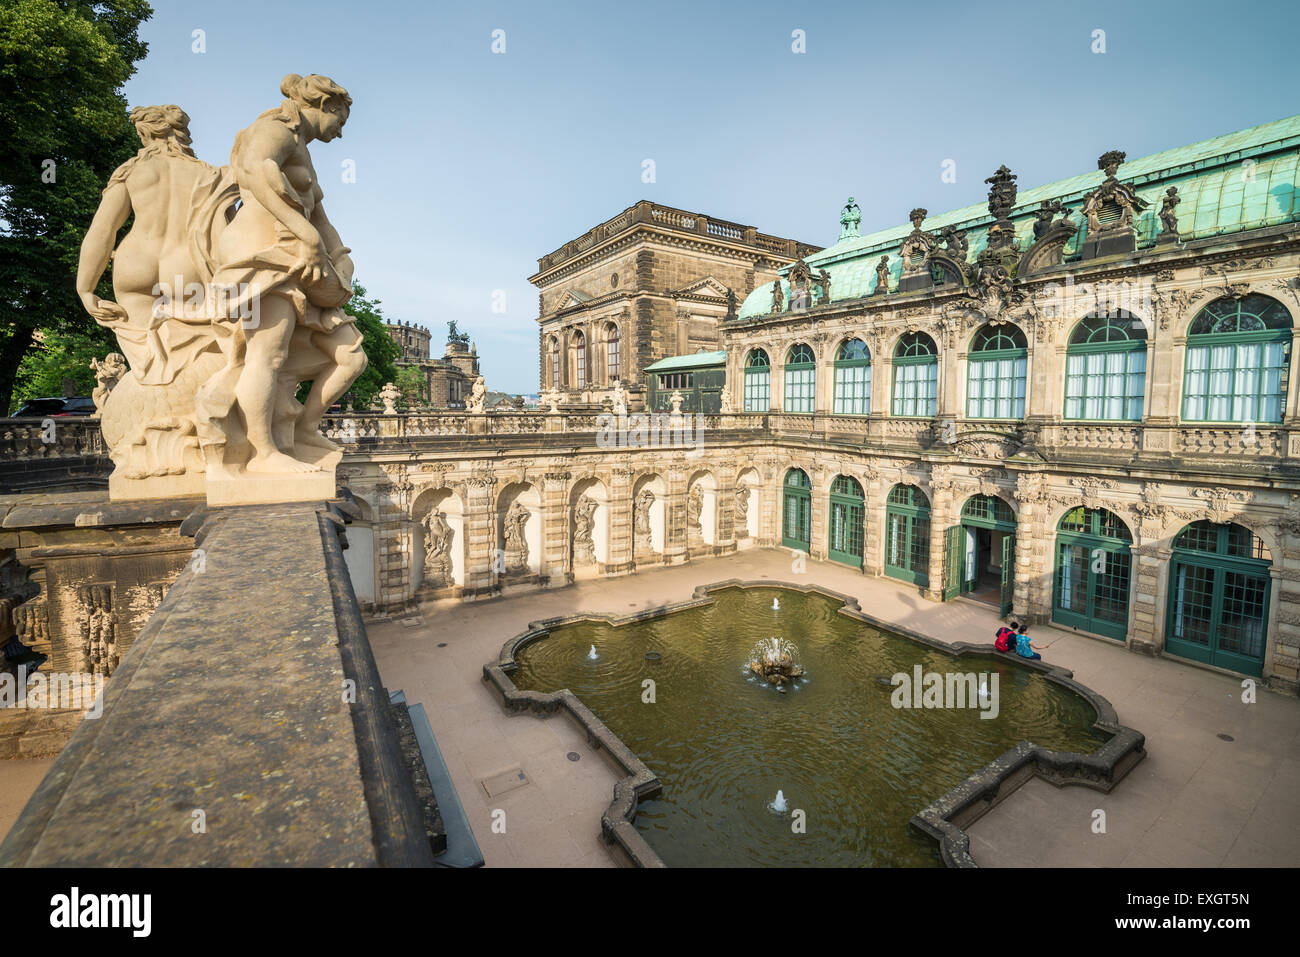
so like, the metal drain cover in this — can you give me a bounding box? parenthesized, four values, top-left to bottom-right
(566, 752, 581, 762)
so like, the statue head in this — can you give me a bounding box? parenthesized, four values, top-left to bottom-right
(280, 73, 352, 142)
(128, 104, 195, 156)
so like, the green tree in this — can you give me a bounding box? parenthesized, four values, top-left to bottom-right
(0, 0, 154, 413)
(394, 364, 425, 408)
(344, 280, 400, 409)
(12, 321, 116, 403)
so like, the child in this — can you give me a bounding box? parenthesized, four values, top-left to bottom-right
(1015, 624, 1047, 661)
(994, 621, 1019, 653)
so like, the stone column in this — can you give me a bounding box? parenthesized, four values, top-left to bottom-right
(924, 470, 955, 602)
(605, 468, 635, 574)
(460, 475, 498, 600)
(864, 473, 886, 577)
(715, 470, 737, 553)
(540, 471, 569, 587)
(373, 481, 413, 612)
(1010, 473, 1052, 623)
(1268, 517, 1300, 693)
(809, 469, 828, 561)
(662, 469, 689, 565)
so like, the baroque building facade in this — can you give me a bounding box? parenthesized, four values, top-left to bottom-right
(264, 116, 1300, 696)
(530, 200, 819, 407)
(384, 320, 482, 409)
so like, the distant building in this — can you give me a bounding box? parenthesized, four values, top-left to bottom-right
(385, 320, 482, 409)
(530, 200, 819, 407)
(643, 350, 726, 413)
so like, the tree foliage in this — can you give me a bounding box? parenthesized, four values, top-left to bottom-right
(344, 280, 400, 409)
(0, 0, 153, 412)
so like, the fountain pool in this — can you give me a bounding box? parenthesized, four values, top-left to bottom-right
(506, 585, 1109, 867)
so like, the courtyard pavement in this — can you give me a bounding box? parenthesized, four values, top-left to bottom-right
(368, 547, 1300, 868)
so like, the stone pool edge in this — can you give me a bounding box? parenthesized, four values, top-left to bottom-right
(480, 578, 1147, 869)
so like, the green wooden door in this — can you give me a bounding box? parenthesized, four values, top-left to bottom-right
(782, 470, 812, 552)
(942, 524, 964, 601)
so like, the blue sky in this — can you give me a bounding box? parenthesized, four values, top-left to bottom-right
(122, 0, 1300, 393)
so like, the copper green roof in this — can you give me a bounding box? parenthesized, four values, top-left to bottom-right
(738, 114, 1300, 319)
(643, 350, 727, 372)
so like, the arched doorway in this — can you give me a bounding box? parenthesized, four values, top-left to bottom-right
(1166, 521, 1271, 676)
(828, 475, 864, 568)
(781, 468, 811, 552)
(1052, 507, 1132, 640)
(885, 484, 930, 587)
(944, 494, 1016, 614)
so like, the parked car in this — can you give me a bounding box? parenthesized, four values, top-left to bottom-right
(11, 397, 96, 417)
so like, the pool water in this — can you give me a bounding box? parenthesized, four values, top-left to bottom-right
(509, 586, 1105, 867)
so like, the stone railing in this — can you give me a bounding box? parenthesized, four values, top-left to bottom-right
(884, 419, 932, 442)
(1053, 424, 1142, 453)
(0, 417, 106, 459)
(1175, 426, 1285, 458)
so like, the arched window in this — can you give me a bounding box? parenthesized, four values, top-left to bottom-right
(783, 343, 816, 413)
(782, 468, 812, 551)
(966, 324, 1027, 420)
(943, 494, 1018, 612)
(833, 338, 871, 415)
(549, 336, 560, 390)
(885, 484, 930, 586)
(1064, 313, 1147, 421)
(605, 323, 620, 384)
(573, 331, 586, 389)
(1167, 521, 1271, 676)
(1053, 507, 1133, 640)
(743, 349, 770, 412)
(891, 332, 938, 417)
(828, 475, 865, 567)
(1183, 294, 1291, 424)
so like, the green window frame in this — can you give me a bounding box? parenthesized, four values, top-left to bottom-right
(1052, 507, 1133, 640)
(574, 331, 586, 389)
(1182, 295, 1291, 424)
(833, 338, 871, 415)
(782, 468, 811, 551)
(743, 349, 770, 412)
(884, 484, 930, 586)
(828, 475, 865, 567)
(891, 332, 938, 417)
(1165, 520, 1271, 676)
(783, 343, 816, 413)
(966, 324, 1027, 420)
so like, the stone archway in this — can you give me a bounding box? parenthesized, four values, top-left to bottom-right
(632, 474, 666, 563)
(570, 476, 611, 578)
(497, 482, 543, 578)
(413, 486, 465, 592)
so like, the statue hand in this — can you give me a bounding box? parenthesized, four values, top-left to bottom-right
(80, 293, 128, 325)
(291, 242, 332, 285)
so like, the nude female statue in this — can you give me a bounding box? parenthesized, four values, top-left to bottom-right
(198, 73, 367, 475)
(76, 104, 225, 385)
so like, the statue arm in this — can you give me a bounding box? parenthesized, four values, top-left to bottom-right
(75, 181, 131, 322)
(235, 124, 326, 265)
(312, 203, 353, 285)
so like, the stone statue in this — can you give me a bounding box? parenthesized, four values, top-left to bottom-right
(465, 374, 487, 413)
(724, 287, 738, 322)
(77, 584, 117, 677)
(839, 196, 861, 240)
(89, 353, 127, 413)
(940, 226, 969, 262)
(194, 74, 367, 501)
(76, 104, 233, 497)
(875, 256, 890, 295)
(573, 494, 597, 566)
(788, 259, 812, 310)
(719, 388, 734, 413)
(815, 269, 832, 304)
(734, 485, 750, 535)
(634, 488, 654, 550)
(542, 389, 562, 413)
(421, 509, 454, 587)
(1082, 150, 1143, 234)
(76, 77, 369, 506)
(504, 501, 530, 571)
(1032, 200, 1064, 239)
(1159, 186, 1181, 239)
(771, 280, 784, 314)
(687, 485, 704, 534)
(610, 379, 628, 416)
(379, 382, 400, 414)
(669, 390, 684, 414)
(984, 165, 1018, 221)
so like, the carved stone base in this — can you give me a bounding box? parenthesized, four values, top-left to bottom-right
(110, 470, 207, 502)
(205, 448, 342, 506)
(1079, 229, 1135, 261)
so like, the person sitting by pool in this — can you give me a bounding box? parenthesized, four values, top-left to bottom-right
(994, 621, 1019, 653)
(1015, 624, 1047, 661)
